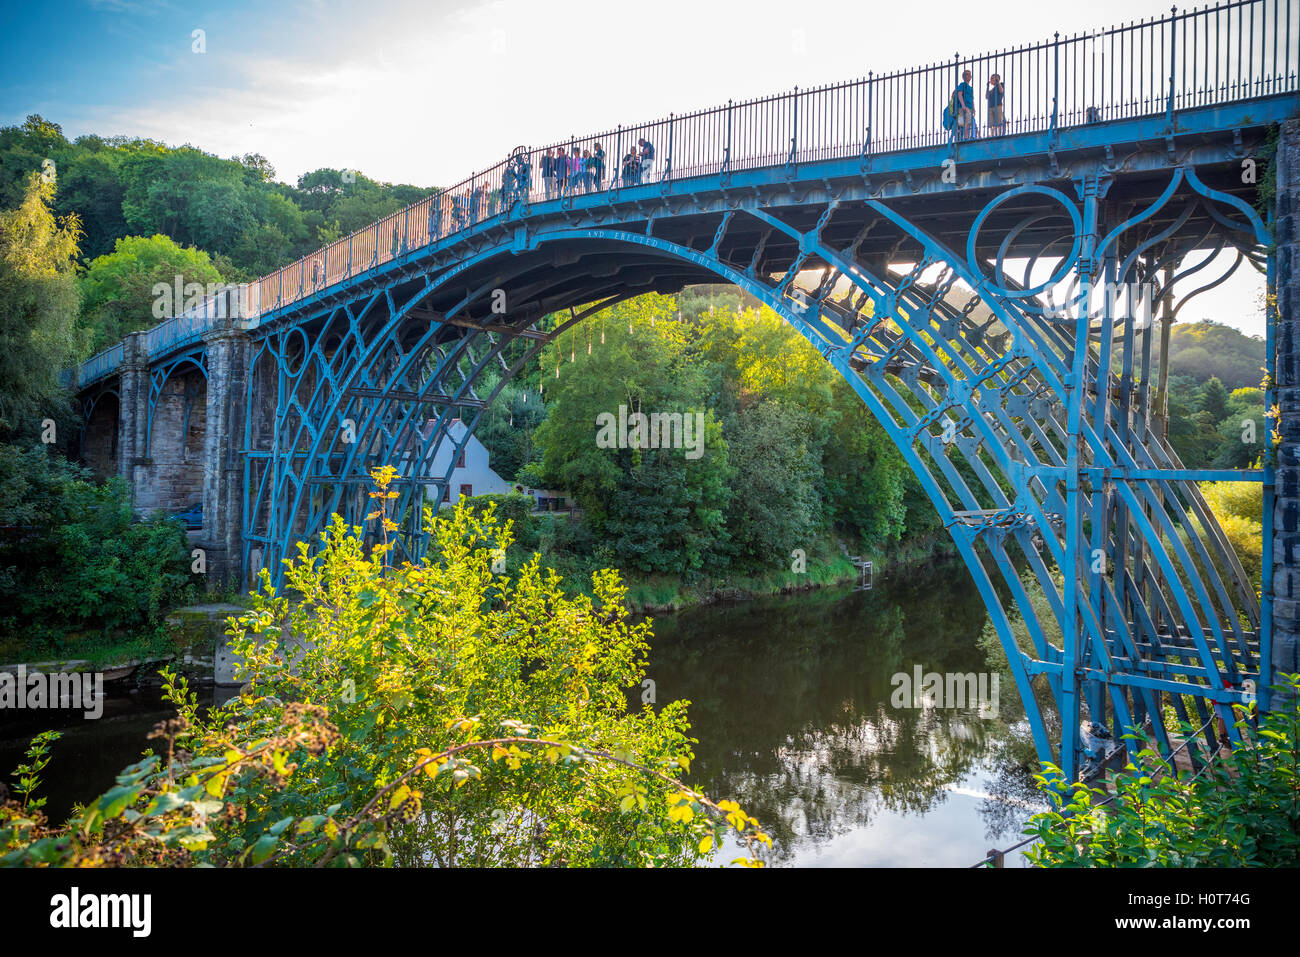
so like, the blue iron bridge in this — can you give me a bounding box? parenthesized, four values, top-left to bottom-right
(69, 0, 1300, 782)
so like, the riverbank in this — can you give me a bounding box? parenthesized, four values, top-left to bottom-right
(620, 530, 957, 613)
(0, 527, 956, 667)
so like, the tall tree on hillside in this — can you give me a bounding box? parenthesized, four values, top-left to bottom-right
(722, 399, 823, 569)
(78, 234, 228, 351)
(0, 173, 85, 439)
(1201, 376, 1229, 423)
(0, 115, 70, 210)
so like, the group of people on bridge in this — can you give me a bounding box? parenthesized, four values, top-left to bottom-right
(307, 64, 1022, 289)
(424, 137, 657, 239)
(537, 137, 656, 198)
(417, 65, 1018, 252)
(946, 69, 1007, 140)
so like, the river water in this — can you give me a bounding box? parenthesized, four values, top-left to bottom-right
(0, 559, 1043, 865)
(644, 561, 1045, 866)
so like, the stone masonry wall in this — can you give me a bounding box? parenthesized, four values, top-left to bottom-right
(199, 323, 250, 590)
(131, 369, 206, 515)
(1272, 117, 1300, 693)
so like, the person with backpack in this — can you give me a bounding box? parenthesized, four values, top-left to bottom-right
(953, 69, 976, 140)
(986, 73, 1005, 135)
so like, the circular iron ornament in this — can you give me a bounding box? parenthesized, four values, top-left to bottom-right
(966, 184, 1082, 299)
(281, 325, 310, 377)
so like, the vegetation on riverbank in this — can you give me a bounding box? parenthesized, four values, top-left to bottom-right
(0, 493, 770, 868)
(1023, 673, 1300, 867)
(0, 441, 197, 665)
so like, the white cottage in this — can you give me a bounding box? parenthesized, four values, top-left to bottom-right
(412, 418, 512, 505)
(404, 419, 569, 510)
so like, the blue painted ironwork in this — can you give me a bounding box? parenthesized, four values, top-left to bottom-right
(66, 0, 1298, 783)
(144, 351, 206, 459)
(74, 342, 124, 389)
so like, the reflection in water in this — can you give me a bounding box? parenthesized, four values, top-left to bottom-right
(643, 561, 1044, 866)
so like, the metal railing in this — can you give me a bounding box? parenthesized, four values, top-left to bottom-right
(74, 0, 1297, 387)
(71, 342, 123, 389)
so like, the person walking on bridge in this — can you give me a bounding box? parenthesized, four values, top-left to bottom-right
(953, 69, 976, 140)
(558, 146, 571, 195)
(638, 137, 655, 183)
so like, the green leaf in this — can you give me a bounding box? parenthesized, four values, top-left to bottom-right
(97, 784, 142, 819)
(248, 833, 278, 865)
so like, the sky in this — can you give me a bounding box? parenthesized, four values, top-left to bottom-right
(0, 0, 1268, 335)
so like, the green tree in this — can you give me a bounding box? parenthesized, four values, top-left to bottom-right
(1200, 375, 1229, 423)
(722, 399, 823, 570)
(1166, 375, 1218, 467)
(0, 115, 70, 210)
(473, 371, 546, 482)
(823, 379, 909, 548)
(1211, 403, 1266, 468)
(0, 173, 85, 438)
(78, 234, 226, 351)
(0, 444, 195, 652)
(53, 148, 127, 261)
(531, 297, 732, 574)
(1166, 320, 1265, 391)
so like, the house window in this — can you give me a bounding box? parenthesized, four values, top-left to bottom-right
(459, 484, 472, 500)
(441, 485, 449, 503)
(456, 449, 466, 469)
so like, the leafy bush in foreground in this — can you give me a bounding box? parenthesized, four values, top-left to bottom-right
(1, 472, 769, 867)
(1024, 674, 1300, 867)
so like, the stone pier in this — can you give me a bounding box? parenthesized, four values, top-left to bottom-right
(1272, 116, 1300, 697)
